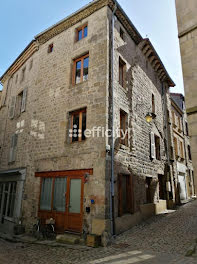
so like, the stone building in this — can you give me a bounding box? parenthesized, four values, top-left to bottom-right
(170, 93, 195, 202)
(175, 0, 197, 194)
(0, 0, 176, 238)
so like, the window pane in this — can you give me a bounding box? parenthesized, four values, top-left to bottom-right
(40, 178, 53, 211)
(69, 179, 81, 213)
(84, 26, 88, 38)
(119, 64, 123, 86)
(76, 60, 81, 84)
(7, 182, 17, 217)
(53, 178, 67, 212)
(82, 112, 86, 140)
(72, 114, 80, 142)
(83, 57, 89, 81)
(78, 29, 82, 41)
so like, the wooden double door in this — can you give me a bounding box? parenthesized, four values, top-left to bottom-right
(36, 169, 92, 233)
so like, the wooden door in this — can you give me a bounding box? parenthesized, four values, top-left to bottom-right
(37, 169, 89, 233)
(66, 176, 84, 232)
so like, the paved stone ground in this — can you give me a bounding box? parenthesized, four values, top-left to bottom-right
(1, 200, 197, 264)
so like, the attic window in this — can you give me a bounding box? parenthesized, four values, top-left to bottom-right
(120, 28, 124, 40)
(76, 24, 88, 41)
(48, 43, 54, 53)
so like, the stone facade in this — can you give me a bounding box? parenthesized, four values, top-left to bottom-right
(0, 0, 181, 237)
(175, 0, 197, 194)
(170, 93, 195, 202)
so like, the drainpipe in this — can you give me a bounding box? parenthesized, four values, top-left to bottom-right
(162, 82, 173, 201)
(110, 2, 117, 237)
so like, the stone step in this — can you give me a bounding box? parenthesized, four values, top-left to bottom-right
(56, 234, 84, 245)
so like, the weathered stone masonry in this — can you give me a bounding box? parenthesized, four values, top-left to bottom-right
(0, 0, 184, 238)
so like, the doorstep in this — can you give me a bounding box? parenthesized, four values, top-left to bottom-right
(0, 232, 90, 250)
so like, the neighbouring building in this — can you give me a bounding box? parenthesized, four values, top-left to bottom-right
(170, 93, 195, 202)
(0, 0, 181, 239)
(175, 0, 197, 194)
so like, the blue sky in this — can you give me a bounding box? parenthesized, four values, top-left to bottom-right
(0, 0, 183, 94)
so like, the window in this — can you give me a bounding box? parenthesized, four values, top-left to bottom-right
(0, 182, 17, 219)
(152, 94, 155, 114)
(76, 24, 88, 41)
(188, 145, 192, 160)
(73, 54, 89, 84)
(40, 178, 53, 211)
(16, 88, 27, 116)
(173, 137, 178, 157)
(185, 121, 189, 136)
(150, 132, 160, 160)
(120, 28, 124, 40)
(120, 110, 128, 146)
(172, 111, 175, 125)
(118, 174, 133, 216)
(155, 135, 161, 160)
(48, 43, 53, 53)
(180, 140, 184, 159)
(178, 117, 182, 131)
(40, 177, 67, 212)
(119, 57, 126, 88)
(9, 96, 16, 119)
(70, 108, 86, 142)
(9, 134, 18, 163)
(170, 146, 174, 160)
(15, 74, 18, 84)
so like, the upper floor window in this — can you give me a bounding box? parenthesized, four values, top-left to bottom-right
(178, 116, 182, 132)
(179, 140, 184, 159)
(155, 135, 161, 160)
(73, 54, 89, 85)
(48, 43, 53, 53)
(185, 121, 189, 136)
(119, 57, 126, 88)
(9, 88, 27, 119)
(173, 137, 178, 158)
(120, 28, 124, 40)
(188, 145, 192, 160)
(76, 24, 88, 41)
(70, 108, 86, 142)
(120, 110, 128, 146)
(150, 132, 160, 160)
(9, 134, 18, 163)
(152, 94, 155, 114)
(16, 88, 27, 115)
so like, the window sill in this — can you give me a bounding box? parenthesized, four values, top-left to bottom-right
(70, 139, 87, 144)
(119, 144, 130, 152)
(4, 216, 15, 223)
(72, 80, 88, 87)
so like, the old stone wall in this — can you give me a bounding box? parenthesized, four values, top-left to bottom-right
(107, 8, 170, 226)
(0, 6, 109, 233)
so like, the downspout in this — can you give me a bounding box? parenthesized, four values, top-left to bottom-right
(162, 82, 173, 201)
(110, 2, 117, 237)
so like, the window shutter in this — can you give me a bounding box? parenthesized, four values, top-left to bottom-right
(150, 132, 156, 159)
(9, 96, 16, 119)
(9, 134, 18, 162)
(21, 88, 27, 113)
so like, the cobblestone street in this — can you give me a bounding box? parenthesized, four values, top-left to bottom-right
(1, 200, 197, 264)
